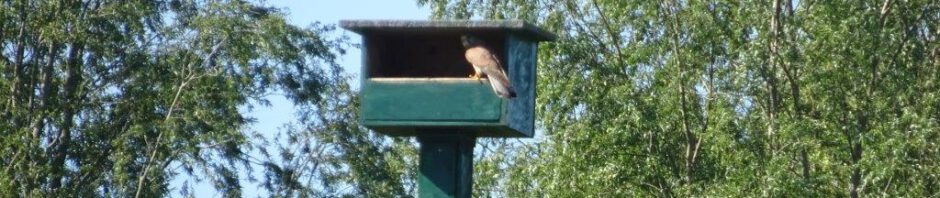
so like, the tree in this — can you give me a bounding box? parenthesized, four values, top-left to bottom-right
(417, 0, 940, 197)
(0, 0, 344, 197)
(254, 79, 418, 197)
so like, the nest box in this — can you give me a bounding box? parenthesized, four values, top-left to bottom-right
(341, 20, 555, 137)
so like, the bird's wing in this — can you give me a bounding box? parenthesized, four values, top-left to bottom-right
(466, 47, 500, 68)
(466, 47, 508, 78)
(466, 46, 516, 98)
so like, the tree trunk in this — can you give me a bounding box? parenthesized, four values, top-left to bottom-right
(49, 43, 83, 191)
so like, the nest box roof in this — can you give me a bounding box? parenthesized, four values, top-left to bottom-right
(340, 20, 556, 42)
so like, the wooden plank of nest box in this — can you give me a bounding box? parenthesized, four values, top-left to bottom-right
(339, 20, 556, 42)
(369, 77, 491, 83)
(362, 77, 503, 122)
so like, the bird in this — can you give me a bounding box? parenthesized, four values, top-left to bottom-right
(461, 35, 517, 98)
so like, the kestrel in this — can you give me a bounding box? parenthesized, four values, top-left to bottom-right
(462, 35, 516, 98)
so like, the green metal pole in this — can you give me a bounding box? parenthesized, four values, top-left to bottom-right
(417, 133, 475, 198)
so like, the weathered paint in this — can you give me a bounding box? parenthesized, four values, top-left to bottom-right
(360, 78, 530, 137)
(361, 78, 502, 121)
(417, 134, 474, 198)
(341, 20, 554, 198)
(506, 34, 537, 137)
(345, 20, 552, 138)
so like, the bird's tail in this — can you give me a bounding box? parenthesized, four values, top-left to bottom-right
(486, 70, 516, 98)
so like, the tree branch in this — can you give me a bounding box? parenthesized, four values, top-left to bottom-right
(589, 0, 626, 69)
(135, 37, 226, 198)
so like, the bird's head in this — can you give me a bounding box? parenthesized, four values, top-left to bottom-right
(461, 35, 483, 48)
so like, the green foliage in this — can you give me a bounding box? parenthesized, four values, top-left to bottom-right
(0, 0, 344, 197)
(419, 0, 940, 197)
(4, 0, 938, 197)
(255, 80, 417, 197)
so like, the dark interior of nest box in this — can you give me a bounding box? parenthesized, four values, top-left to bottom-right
(365, 31, 507, 78)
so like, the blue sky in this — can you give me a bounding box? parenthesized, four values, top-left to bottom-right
(172, 1, 430, 197)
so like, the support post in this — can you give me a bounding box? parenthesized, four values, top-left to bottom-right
(417, 133, 475, 198)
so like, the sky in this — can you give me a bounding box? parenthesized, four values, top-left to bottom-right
(171, 1, 431, 197)
(250, 0, 431, 147)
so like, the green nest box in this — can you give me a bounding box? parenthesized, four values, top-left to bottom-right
(341, 20, 555, 137)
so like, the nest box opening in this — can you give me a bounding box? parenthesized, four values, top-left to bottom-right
(364, 32, 507, 78)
